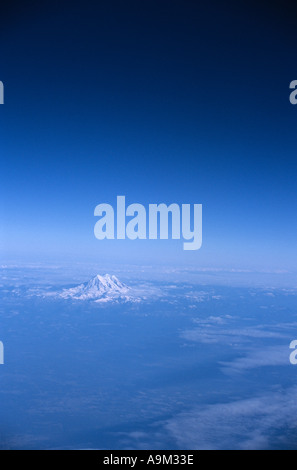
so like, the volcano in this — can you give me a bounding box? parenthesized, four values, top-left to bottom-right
(60, 274, 132, 302)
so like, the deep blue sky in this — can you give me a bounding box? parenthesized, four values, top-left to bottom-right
(1, 0, 297, 269)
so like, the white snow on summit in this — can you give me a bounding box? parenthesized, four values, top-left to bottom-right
(60, 274, 138, 302)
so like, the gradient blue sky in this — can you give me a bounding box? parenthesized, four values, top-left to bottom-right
(1, 0, 297, 269)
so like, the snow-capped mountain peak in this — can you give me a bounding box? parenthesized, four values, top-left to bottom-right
(86, 274, 128, 293)
(60, 274, 131, 301)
